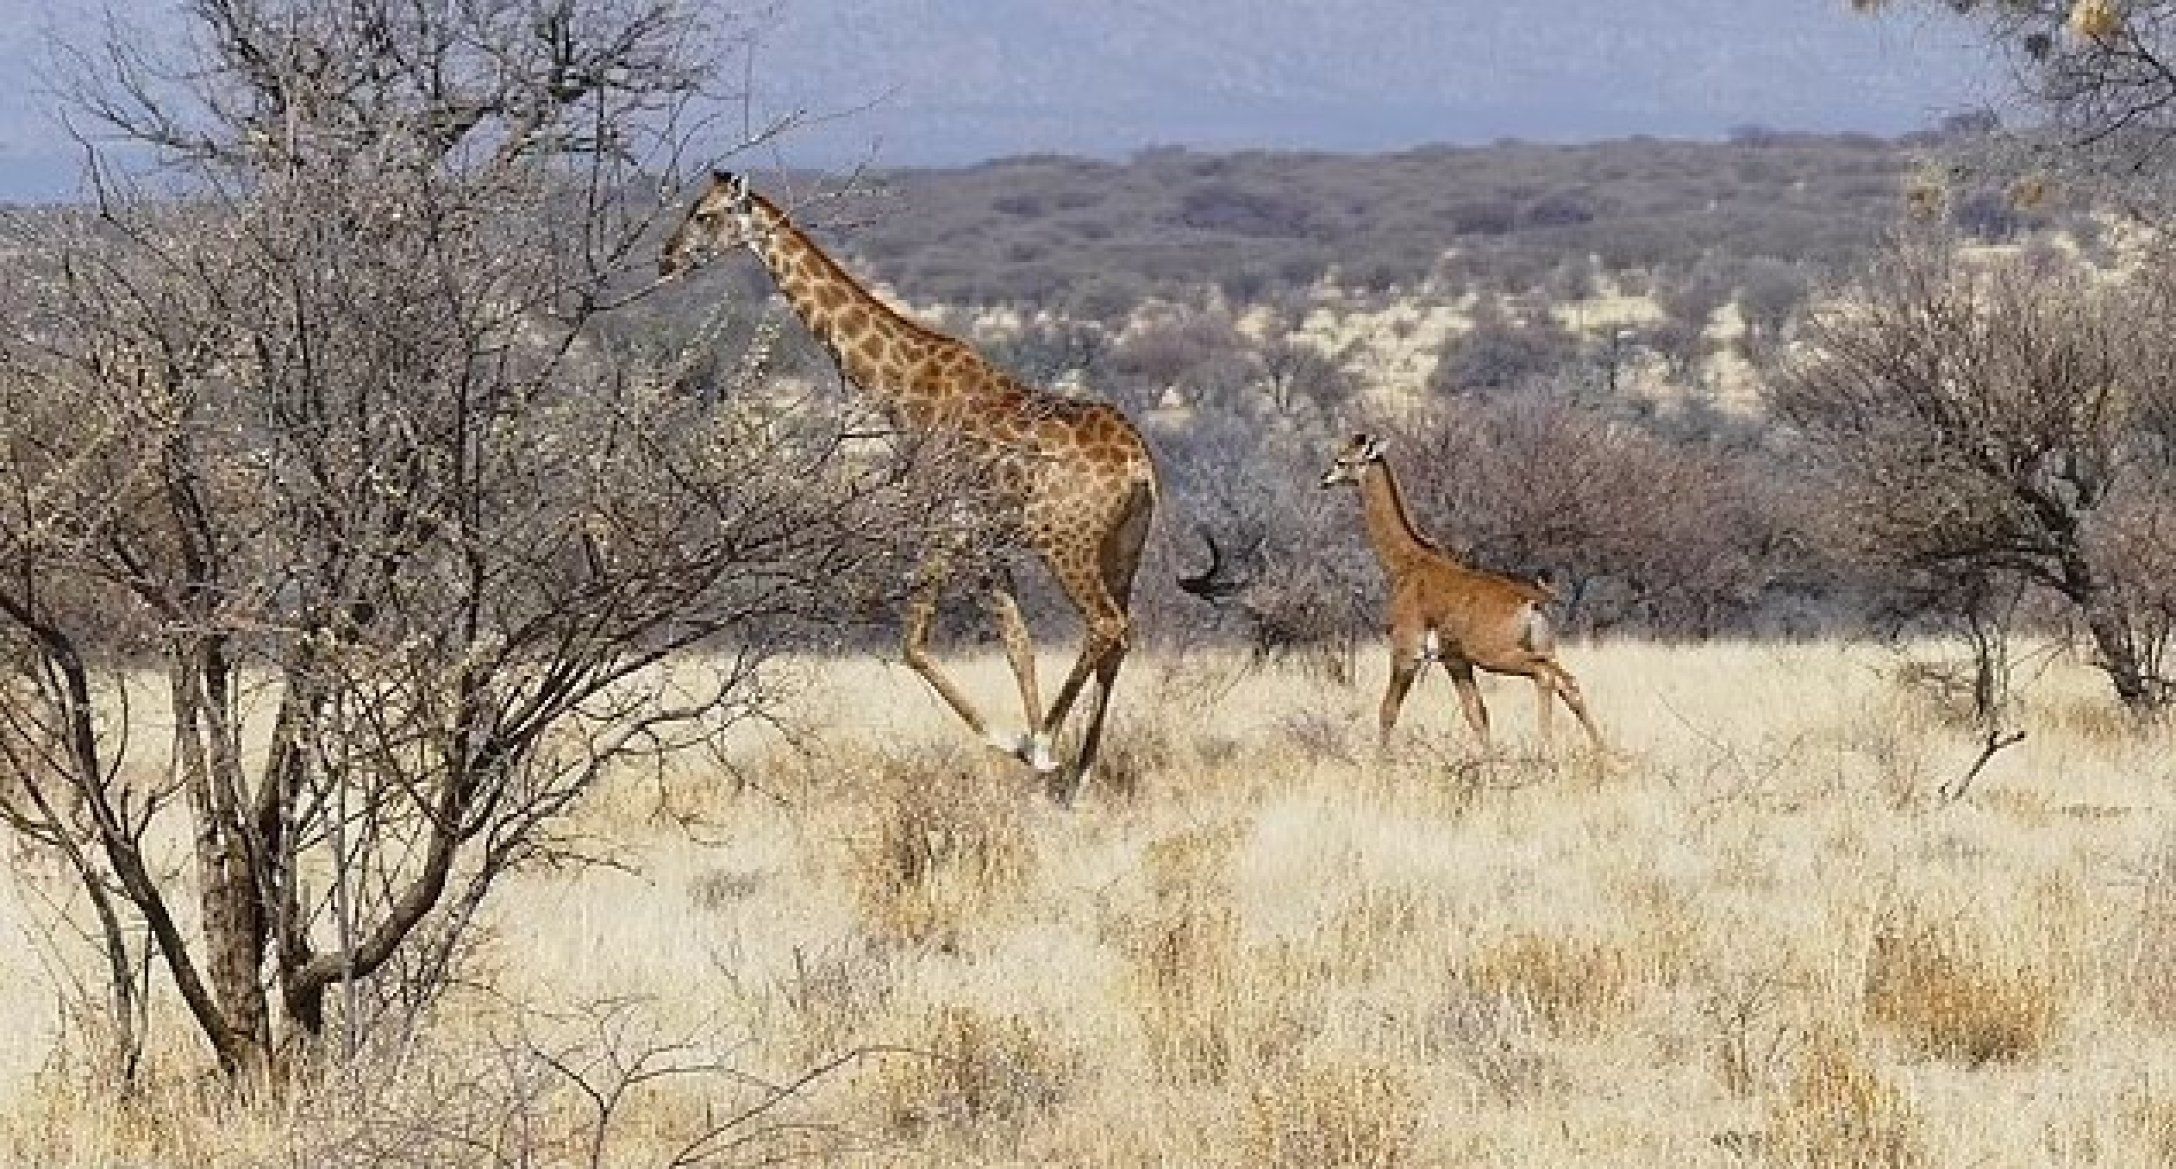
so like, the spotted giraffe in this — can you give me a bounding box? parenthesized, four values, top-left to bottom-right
(661, 172, 1167, 800)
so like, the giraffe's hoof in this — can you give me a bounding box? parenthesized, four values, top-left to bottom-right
(1022, 733, 1060, 775)
(985, 730, 1061, 774)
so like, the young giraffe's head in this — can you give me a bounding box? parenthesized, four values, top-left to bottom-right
(660, 170, 768, 278)
(1319, 432, 1386, 489)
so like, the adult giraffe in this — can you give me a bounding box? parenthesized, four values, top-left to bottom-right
(661, 172, 1204, 800)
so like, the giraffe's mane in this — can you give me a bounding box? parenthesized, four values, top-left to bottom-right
(756, 193, 957, 348)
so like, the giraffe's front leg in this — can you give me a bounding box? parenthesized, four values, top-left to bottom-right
(900, 559, 999, 744)
(983, 570, 1056, 772)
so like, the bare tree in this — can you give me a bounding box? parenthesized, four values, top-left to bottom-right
(1867, 1, 2176, 207)
(1772, 239, 2176, 710)
(0, 0, 955, 1086)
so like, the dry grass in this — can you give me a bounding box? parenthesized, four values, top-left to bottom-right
(1461, 929, 1638, 1035)
(872, 1004, 1076, 1141)
(3, 638, 2175, 1165)
(1863, 909, 2064, 1067)
(1240, 1057, 1420, 1168)
(1763, 1028, 1926, 1168)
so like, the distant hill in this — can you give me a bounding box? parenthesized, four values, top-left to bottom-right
(783, 133, 2031, 317)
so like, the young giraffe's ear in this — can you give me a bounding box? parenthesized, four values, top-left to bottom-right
(1361, 436, 1386, 462)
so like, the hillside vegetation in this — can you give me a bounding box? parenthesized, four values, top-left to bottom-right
(823, 131, 2057, 313)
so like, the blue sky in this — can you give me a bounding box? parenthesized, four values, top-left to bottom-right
(0, 1, 1999, 200)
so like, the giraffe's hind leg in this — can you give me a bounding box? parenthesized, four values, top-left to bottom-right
(1049, 484, 1152, 803)
(1539, 659, 1606, 750)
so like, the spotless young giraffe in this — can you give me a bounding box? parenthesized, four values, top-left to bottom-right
(661, 172, 1207, 801)
(1319, 433, 1606, 754)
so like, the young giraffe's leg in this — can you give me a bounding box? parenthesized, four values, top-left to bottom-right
(983, 568, 1050, 768)
(1531, 670, 1556, 747)
(901, 552, 996, 742)
(1540, 659, 1607, 750)
(1379, 625, 1426, 748)
(1445, 659, 1493, 753)
(1060, 491, 1152, 804)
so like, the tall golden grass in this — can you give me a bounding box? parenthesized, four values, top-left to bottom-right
(1, 638, 2172, 1165)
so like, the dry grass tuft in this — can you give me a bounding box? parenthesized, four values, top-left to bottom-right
(2117, 843, 2176, 1026)
(1701, 967, 1805, 1099)
(778, 942, 900, 1062)
(2045, 695, 2141, 746)
(1123, 824, 1250, 1085)
(1863, 911, 2062, 1066)
(875, 1005, 1076, 1141)
(1317, 885, 1435, 983)
(1763, 1029, 1925, 1168)
(2123, 1083, 2176, 1167)
(1239, 1058, 1420, 1169)
(1461, 929, 1637, 1035)
(849, 754, 1033, 947)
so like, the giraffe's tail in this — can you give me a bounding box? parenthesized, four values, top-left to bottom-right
(1176, 528, 1258, 603)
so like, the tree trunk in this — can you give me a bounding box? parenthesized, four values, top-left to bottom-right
(171, 642, 275, 1080)
(2062, 563, 2159, 712)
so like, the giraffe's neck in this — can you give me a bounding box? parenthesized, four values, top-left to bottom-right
(1358, 461, 1439, 576)
(746, 196, 941, 418)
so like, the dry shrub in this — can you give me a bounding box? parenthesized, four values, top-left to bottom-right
(1763, 1029, 1925, 1169)
(876, 1005, 1075, 1141)
(1888, 657, 1995, 732)
(1239, 1059, 1420, 1169)
(1700, 968, 1805, 1099)
(1461, 929, 1636, 1035)
(1863, 912, 2062, 1066)
(777, 942, 899, 1062)
(1423, 991, 1565, 1105)
(850, 754, 1033, 947)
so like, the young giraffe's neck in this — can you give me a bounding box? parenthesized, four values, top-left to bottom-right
(1358, 460, 1440, 577)
(745, 196, 946, 420)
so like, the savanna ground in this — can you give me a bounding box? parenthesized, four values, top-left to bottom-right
(1, 638, 2172, 1167)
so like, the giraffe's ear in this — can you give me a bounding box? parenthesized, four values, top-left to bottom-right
(1361, 436, 1386, 461)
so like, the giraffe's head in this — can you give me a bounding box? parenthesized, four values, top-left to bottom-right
(660, 170, 766, 278)
(1319, 432, 1385, 489)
